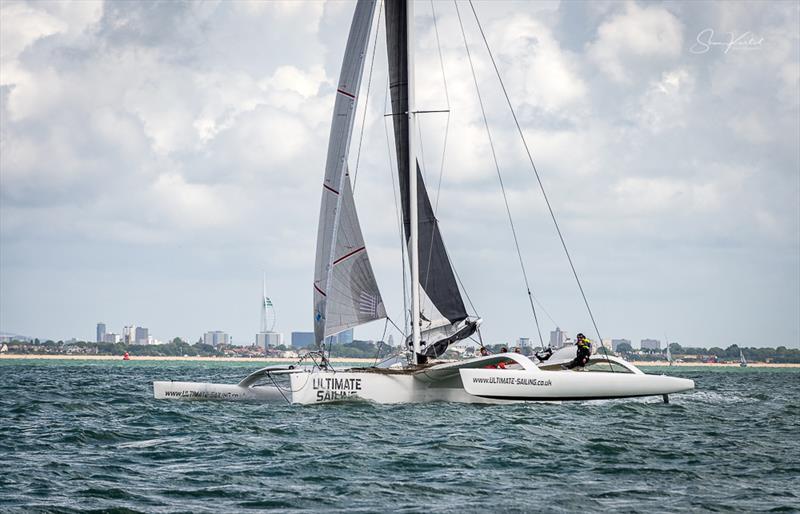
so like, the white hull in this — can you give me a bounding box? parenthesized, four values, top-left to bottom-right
(153, 366, 293, 401)
(153, 380, 284, 401)
(288, 369, 514, 405)
(460, 368, 692, 401)
(153, 355, 694, 405)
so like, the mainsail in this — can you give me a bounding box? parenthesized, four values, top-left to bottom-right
(314, 0, 385, 346)
(385, 0, 476, 357)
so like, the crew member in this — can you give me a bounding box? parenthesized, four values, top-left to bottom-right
(534, 346, 554, 362)
(564, 333, 592, 370)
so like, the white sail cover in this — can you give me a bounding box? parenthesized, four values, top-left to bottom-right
(314, 0, 384, 345)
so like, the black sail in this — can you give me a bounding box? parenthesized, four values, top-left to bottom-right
(385, 0, 468, 327)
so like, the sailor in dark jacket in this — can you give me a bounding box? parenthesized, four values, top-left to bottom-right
(564, 333, 592, 369)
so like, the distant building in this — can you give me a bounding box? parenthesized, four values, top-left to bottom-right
(103, 333, 121, 343)
(256, 331, 283, 350)
(323, 330, 354, 347)
(96, 323, 106, 343)
(123, 325, 138, 344)
(204, 331, 230, 347)
(611, 339, 631, 351)
(291, 332, 315, 349)
(518, 337, 531, 349)
(135, 327, 149, 344)
(641, 339, 661, 351)
(338, 329, 354, 345)
(549, 327, 568, 348)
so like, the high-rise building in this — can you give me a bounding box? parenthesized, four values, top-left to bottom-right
(135, 327, 149, 344)
(291, 332, 315, 349)
(203, 331, 229, 347)
(103, 333, 121, 343)
(256, 332, 283, 350)
(549, 327, 568, 348)
(641, 339, 661, 351)
(611, 339, 631, 351)
(517, 337, 531, 349)
(96, 323, 106, 343)
(123, 325, 138, 344)
(337, 329, 354, 345)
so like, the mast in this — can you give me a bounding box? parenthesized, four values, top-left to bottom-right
(407, 0, 420, 364)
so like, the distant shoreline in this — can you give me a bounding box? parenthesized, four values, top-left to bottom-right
(633, 360, 799, 368)
(0, 354, 376, 363)
(1, 354, 798, 367)
(0, 353, 375, 364)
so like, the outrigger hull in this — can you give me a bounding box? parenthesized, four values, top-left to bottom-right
(153, 381, 284, 401)
(459, 368, 694, 401)
(153, 366, 293, 402)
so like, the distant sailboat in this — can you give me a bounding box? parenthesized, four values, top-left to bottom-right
(740, 349, 747, 368)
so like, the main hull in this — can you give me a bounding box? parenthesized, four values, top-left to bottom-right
(287, 354, 694, 405)
(288, 369, 514, 405)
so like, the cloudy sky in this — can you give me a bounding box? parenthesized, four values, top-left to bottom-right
(1, 0, 797, 349)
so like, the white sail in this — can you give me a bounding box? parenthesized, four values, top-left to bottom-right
(314, 0, 383, 345)
(322, 172, 386, 338)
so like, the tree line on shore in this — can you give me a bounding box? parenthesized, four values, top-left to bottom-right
(612, 342, 800, 363)
(2, 338, 397, 359)
(3, 339, 799, 362)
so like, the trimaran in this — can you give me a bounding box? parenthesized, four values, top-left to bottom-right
(154, 0, 694, 405)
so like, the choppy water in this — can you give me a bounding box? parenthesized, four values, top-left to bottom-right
(1, 360, 798, 513)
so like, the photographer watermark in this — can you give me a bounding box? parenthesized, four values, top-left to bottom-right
(690, 29, 764, 54)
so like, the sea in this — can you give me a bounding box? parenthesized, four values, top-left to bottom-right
(0, 359, 798, 513)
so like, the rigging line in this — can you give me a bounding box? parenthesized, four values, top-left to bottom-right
(454, 0, 544, 347)
(267, 373, 291, 405)
(430, 0, 450, 215)
(352, 0, 383, 193)
(467, 0, 611, 361)
(433, 0, 479, 318)
(383, 78, 410, 336)
(373, 318, 390, 366)
(449, 251, 479, 315)
(420, 0, 479, 320)
(387, 316, 409, 341)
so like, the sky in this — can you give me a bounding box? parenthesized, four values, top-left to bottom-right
(1, 0, 798, 349)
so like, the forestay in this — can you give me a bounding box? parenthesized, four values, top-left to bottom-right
(314, 0, 385, 345)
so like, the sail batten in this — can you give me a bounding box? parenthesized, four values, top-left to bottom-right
(314, 0, 384, 346)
